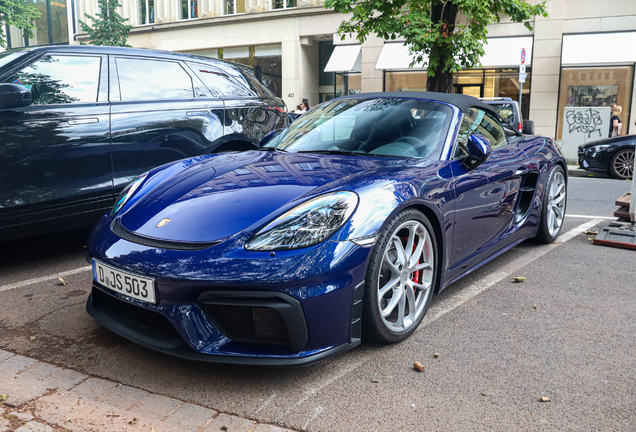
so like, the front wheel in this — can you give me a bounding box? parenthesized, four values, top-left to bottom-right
(535, 165, 567, 244)
(609, 148, 634, 180)
(362, 209, 438, 343)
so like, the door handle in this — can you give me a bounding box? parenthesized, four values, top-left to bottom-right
(68, 118, 99, 125)
(187, 111, 209, 117)
(515, 167, 529, 175)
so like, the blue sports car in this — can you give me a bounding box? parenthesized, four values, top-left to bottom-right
(86, 92, 568, 365)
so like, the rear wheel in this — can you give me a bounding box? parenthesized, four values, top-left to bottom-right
(609, 148, 635, 180)
(362, 209, 437, 343)
(536, 166, 567, 244)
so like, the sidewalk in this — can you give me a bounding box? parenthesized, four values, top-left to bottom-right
(0, 349, 295, 432)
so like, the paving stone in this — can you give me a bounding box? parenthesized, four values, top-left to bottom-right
(0, 416, 10, 432)
(18, 363, 61, 381)
(13, 412, 35, 422)
(253, 425, 296, 432)
(164, 403, 216, 430)
(1, 379, 51, 407)
(0, 350, 14, 363)
(15, 421, 54, 432)
(0, 356, 38, 378)
(42, 369, 87, 391)
(129, 393, 182, 421)
(98, 384, 148, 410)
(202, 413, 257, 432)
(69, 377, 117, 401)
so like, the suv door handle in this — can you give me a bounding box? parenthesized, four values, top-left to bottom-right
(68, 118, 99, 125)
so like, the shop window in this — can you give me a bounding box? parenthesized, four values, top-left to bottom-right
(272, 0, 296, 9)
(188, 44, 282, 97)
(138, 0, 155, 24)
(385, 71, 427, 92)
(180, 0, 198, 19)
(556, 66, 633, 149)
(6, 0, 69, 49)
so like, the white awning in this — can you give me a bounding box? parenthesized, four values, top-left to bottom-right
(324, 45, 362, 73)
(562, 32, 636, 65)
(375, 36, 533, 70)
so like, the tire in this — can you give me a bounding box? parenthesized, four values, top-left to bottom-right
(362, 208, 438, 343)
(609, 148, 635, 180)
(535, 165, 567, 244)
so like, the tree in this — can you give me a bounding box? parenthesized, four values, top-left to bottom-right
(324, 0, 549, 93)
(0, 0, 41, 49)
(79, 0, 132, 47)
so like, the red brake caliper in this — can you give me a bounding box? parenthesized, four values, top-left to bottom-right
(412, 243, 421, 286)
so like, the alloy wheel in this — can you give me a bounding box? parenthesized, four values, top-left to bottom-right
(377, 220, 434, 333)
(547, 171, 566, 237)
(613, 150, 635, 179)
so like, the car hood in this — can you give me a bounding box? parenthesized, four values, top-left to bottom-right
(118, 151, 414, 243)
(580, 135, 635, 149)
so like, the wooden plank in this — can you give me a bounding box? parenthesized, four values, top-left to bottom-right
(594, 226, 636, 250)
(614, 206, 630, 218)
(616, 192, 631, 207)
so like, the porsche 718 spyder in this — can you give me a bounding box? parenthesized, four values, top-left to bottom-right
(86, 92, 568, 365)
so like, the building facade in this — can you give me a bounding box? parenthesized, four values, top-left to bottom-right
(3, 0, 636, 161)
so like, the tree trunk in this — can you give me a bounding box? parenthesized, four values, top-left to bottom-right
(426, 1, 458, 93)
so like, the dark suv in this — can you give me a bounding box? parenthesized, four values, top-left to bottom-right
(0, 46, 286, 241)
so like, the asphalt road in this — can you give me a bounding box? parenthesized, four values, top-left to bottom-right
(1, 176, 634, 431)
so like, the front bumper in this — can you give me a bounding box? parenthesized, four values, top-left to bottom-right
(86, 214, 371, 365)
(578, 146, 612, 172)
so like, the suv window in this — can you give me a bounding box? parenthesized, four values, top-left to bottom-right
(4, 55, 101, 105)
(187, 62, 251, 98)
(455, 108, 507, 158)
(115, 58, 194, 101)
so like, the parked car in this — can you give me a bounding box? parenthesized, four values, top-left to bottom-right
(86, 92, 567, 365)
(0, 46, 287, 241)
(480, 97, 532, 134)
(578, 135, 635, 180)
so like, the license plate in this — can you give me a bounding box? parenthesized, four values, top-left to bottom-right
(92, 260, 156, 304)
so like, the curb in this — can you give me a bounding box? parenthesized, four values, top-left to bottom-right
(0, 349, 298, 432)
(567, 165, 610, 178)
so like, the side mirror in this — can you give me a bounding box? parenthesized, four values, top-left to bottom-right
(0, 83, 32, 109)
(260, 129, 283, 147)
(463, 134, 492, 170)
(522, 120, 535, 135)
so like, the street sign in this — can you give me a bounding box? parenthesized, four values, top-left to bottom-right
(521, 48, 526, 64)
(519, 73, 527, 84)
(520, 64, 526, 74)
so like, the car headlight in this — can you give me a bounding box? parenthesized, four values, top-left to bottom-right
(112, 172, 148, 216)
(245, 191, 358, 251)
(591, 144, 611, 151)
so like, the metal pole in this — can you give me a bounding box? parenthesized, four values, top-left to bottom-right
(630, 153, 636, 225)
(519, 82, 523, 115)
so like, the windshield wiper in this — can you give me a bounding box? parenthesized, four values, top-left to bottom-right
(255, 147, 288, 152)
(296, 149, 377, 157)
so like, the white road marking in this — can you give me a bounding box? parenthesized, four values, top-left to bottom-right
(303, 407, 324, 430)
(423, 219, 602, 325)
(0, 265, 92, 293)
(566, 214, 615, 220)
(254, 392, 277, 415)
(278, 219, 603, 423)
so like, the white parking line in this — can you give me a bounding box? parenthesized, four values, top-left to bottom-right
(566, 214, 615, 220)
(0, 265, 92, 293)
(424, 219, 603, 325)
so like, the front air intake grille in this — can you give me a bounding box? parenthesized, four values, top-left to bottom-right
(201, 304, 290, 346)
(197, 291, 309, 352)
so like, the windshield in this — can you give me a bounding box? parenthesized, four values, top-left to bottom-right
(0, 52, 24, 70)
(266, 98, 453, 159)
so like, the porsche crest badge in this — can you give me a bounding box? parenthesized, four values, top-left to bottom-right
(156, 218, 171, 228)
